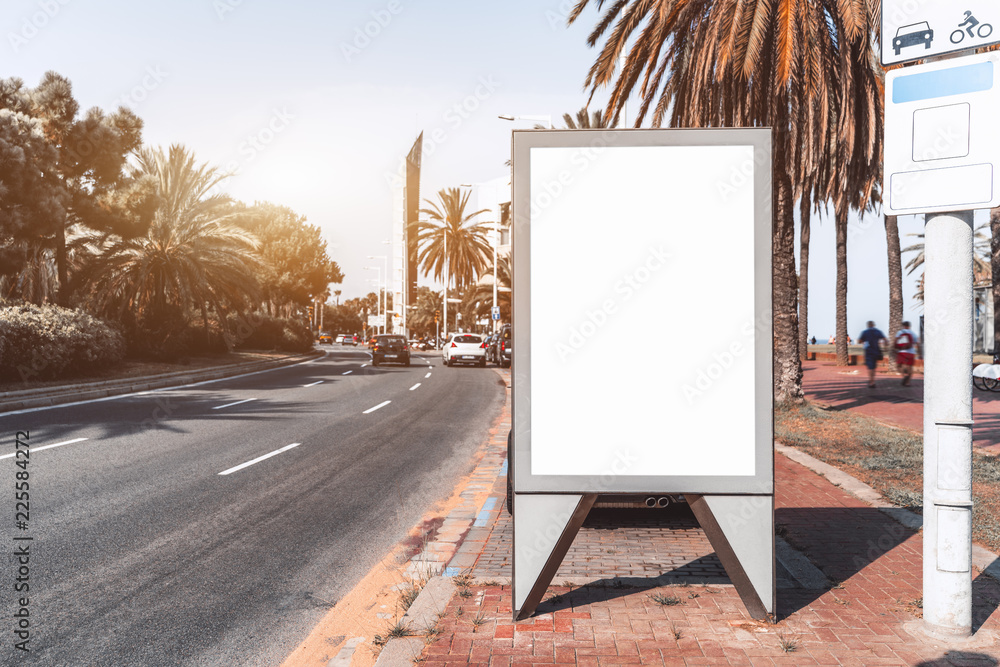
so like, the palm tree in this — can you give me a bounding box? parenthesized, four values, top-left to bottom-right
(85, 145, 262, 348)
(568, 1, 883, 403)
(413, 188, 493, 337)
(465, 253, 512, 323)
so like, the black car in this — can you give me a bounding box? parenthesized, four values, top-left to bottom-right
(490, 325, 511, 368)
(371, 334, 410, 366)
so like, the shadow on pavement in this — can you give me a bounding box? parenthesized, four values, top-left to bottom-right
(916, 653, 998, 666)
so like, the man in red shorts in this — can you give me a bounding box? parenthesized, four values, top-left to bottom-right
(894, 321, 920, 386)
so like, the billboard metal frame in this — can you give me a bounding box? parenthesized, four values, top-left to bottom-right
(510, 128, 775, 621)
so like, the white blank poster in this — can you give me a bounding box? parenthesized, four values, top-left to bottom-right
(529, 145, 758, 478)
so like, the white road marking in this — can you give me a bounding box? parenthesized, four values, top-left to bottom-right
(363, 400, 391, 414)
(218, 443, 301, 476)
(303, 381, 323, 387)
(342, 371, 353, 376)
(0, 437, 88, 460)
(361, 363, 369, 368)
(212, 398, 257, 410)
(409, 383, 421, 391)
(425, 373, 431, 378)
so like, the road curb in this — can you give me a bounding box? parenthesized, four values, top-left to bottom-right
(374, 577, 456, 667)
(0, 350, 323, 414)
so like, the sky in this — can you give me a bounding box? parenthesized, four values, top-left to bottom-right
(4, 0, 961, 339)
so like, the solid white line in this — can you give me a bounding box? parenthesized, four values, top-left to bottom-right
(0, 437, 88, 460)
(342, 371, 353, 376)
(409, 383, 421, 391)
(425, 372, 431, 378)
(363, 400, 391, 414)
(361, 363, 369, 368)
(303, 381, 323, 387)
(0, 354, 323, 417)
(212, 398, 256, 410)
(218, 443, 301, 476)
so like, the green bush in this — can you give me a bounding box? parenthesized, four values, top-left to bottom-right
(225, 313, 312, 352)
(0, 303, 125, 381)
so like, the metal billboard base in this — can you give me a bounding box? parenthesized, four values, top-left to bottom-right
(512, 493, 774, 622)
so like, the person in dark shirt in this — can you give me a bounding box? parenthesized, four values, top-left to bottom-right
(859, 321, 887, 388)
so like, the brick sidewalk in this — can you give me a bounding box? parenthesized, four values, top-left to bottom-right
(408, 369, 1000, 666)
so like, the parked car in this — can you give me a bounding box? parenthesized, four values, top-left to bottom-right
(372, 334, 410, 366)
(443, 333, 487, 367)
(483, 334, 495, 363)
(318, 332, 334, 345)
(490, 325, 511, 368)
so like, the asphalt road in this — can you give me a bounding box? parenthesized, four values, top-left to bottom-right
(0, 346, 505, 666)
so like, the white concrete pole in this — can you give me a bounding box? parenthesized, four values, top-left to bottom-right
(922, 209, 974, 638)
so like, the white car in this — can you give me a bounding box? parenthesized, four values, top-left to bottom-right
(442, 333, 487, 367)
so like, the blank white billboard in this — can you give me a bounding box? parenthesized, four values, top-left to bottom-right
(512, 129, 772, 494)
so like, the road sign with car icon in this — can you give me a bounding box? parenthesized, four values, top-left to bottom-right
(882, 2, 999, 65)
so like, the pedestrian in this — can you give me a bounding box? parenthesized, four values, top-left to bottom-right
(829, 334, 836, 345)
(810, 335, 817, 345)
(858, 320, 887, 388)
(893, 321, 920, 386)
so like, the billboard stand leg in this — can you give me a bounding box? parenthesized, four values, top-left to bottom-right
(512, 493, 597, 621)
(687, 494, 775, 621)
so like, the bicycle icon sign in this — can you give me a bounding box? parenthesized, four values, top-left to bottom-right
(951, 10, 993, 44)
(882, 1, 1000, 65)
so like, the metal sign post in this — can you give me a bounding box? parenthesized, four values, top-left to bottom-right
(510, 128, 774, 621)
(882, 4, 988, 636)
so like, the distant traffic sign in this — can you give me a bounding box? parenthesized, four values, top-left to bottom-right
(884, 52, 1000, 215)
(491, 305, 500, 321)
(882, 1, 998, 65)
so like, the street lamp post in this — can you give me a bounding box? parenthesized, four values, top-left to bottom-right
(368, 252, 388, 333)
(498, 114, 553, 128)
(364, 266, 382, 333)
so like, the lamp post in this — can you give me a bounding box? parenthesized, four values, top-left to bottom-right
(368, 251, 388, 333)
(364, 266, 382, 333)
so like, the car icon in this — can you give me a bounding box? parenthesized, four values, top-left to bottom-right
(894, 21, 934, 55)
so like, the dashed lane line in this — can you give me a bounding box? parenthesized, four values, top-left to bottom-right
(212, 398, 257, 410)
(218, 443, 301, 476)
(0, 437, 88, 460)
(303, 381, 323, 387)
(363, 401, 391, 415)
(409, 383, 421, 391)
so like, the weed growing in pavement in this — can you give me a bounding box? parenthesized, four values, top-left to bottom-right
(776, 632, 798, 653)
(670, 623, 682, 640)
(373, 620, 414, 647)
(457, 587, 473, 599)
(688, 593, 700, 599)
(423, 622, 442, 644)
(451, 572, 474, 588)
(649, 593, 683, 606)
(471, 611, 488, 629)
(399, 581, 425, 612)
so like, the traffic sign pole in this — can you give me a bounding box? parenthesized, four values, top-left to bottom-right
(922, 210, 975, 638)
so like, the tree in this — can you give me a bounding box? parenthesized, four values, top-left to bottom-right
(568, 1, 883, 403)
(465, 253, 512, 324)
(238, 202, 343, 317)
(414, 188, 493, 288)
(7, 72, 147, 304)
(414, 188, 493, 337)
(85, 145, 262, 352)
(0, 93, 67, 302)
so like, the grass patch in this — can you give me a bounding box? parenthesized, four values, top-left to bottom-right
(776, 632, 797, 653)
(649, 593, 683, 606)
(776, 402, 1000, 553)
(373, 620, 414, 648)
